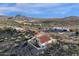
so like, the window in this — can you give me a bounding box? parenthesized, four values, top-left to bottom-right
(31, 38, 40, 48)
(41, 45, 45, 49)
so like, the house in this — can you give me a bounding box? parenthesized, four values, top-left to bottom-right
(45, 27, 70, 32)
(28, 32, 57, 50)
(52, 27, 70, 32)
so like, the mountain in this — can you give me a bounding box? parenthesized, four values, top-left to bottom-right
(0, 15, 79, 22)
(63, 16, 79, 20)
(30, 16, 79, 25)
(63, 16, 79, 25)
(0, 15, 32, 21)
(0, 15, 79, 27)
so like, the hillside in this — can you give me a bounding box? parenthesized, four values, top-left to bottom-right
(0, 27, 79, 56)
(0, 16, 79, 56)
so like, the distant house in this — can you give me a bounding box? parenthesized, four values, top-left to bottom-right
(28, 32, 57, 50)
(52, 27, 70, 32)
(44, 27, 70, 32)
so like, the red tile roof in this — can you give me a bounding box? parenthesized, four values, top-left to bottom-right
(35, 32, 51, 44)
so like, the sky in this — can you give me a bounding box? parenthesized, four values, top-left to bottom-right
(0, 3, 79, 18)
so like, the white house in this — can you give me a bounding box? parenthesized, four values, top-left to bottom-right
(53, 27, 70, 31)
(28, 32, 57, 50)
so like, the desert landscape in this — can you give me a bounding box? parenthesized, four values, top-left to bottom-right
(0, 15, 79, 56)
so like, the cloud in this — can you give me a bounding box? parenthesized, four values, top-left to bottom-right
(0, 3, 45, 15)
(14, 3, 79, 15)
(0, 13, 5, 15)
(16, 3, 62, 7)
(45, 3, 79, 15)
(50, 6, 73, 15)
(0, 3, 79, 17)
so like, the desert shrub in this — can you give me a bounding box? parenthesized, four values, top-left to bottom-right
(75, 31, 79, 36)
(70, 29, 74, 32)
(75, 29, 79, 36)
